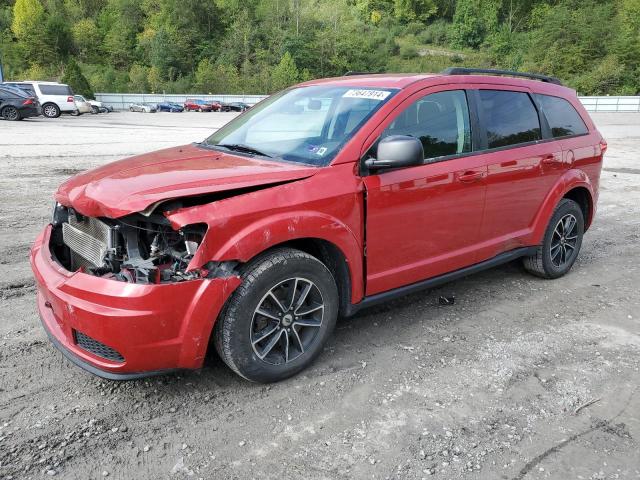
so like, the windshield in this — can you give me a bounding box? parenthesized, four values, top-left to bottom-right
(203, 85, 397, 166)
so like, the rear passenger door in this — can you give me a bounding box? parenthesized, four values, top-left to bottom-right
(471, 87, 565, 262)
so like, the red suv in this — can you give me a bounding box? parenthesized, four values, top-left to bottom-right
(31, 68, 605, 382)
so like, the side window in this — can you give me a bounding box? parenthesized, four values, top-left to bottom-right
(382, 90, 472, 161)
(534, 94, 588, 138)
(479, 90, 541, 149)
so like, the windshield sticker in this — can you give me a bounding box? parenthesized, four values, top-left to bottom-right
(316, 147, 328, 156)
(343, 89, 391, 101)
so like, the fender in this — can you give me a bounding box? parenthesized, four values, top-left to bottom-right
(165, 169, 366, 304)
(530, 168, 595, 244)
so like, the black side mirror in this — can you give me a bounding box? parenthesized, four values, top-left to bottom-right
(365, 135, 424, 172)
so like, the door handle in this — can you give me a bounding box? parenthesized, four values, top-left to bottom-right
(457, 171, 484, 183)
(541, 154, 561, 165)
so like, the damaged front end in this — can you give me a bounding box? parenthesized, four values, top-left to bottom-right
(50, 203, 218, 284)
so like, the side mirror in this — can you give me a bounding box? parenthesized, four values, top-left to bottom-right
(365, 135, 424, 172)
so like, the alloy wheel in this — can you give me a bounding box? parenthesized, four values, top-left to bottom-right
(3, 107, 19, 121)
(550, 213, 579, 267)
(250, 277, 324, 365)
(43, 105, 58, 117)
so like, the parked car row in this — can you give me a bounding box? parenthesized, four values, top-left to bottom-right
(129, 99, 252, 113)
(0, 80, 113, 120)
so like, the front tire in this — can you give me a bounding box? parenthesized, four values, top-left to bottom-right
(42, 103, 60, 118)
(523, 198, 584, 279)
(214, 248, 338, 383)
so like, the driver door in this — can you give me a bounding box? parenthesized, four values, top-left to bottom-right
(363, 88, 487, 295)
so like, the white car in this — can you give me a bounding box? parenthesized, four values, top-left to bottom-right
(73, 95, 93, 115)
(3, 81, 77, 118)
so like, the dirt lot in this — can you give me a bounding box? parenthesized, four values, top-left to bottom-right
(0, 112, 639, 480)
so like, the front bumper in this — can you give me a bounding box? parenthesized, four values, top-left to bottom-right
(30, 225, 241, 379)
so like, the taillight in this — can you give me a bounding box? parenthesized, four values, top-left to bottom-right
(67, 96, 74, 103)
(22, 98, 34, 106)
(599, 139, 608, 153)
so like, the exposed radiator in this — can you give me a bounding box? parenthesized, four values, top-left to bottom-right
(62, 215, 114, 269)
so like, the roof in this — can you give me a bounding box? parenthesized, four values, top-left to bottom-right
(300, 73, 439, 89)
(300, 72, 575, 96)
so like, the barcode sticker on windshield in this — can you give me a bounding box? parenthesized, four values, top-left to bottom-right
(343, 89, 391, 101)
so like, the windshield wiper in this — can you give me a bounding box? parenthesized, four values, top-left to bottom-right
(214, 143, 272, 158)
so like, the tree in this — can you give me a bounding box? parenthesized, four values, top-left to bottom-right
(11, 0, 44, 39)
(271, 51, 299, 91)
(451, 0, 500, 48)
(128, 63, 149, 92)
(72, 19, 102, 62)
(61, 58, 94, 97)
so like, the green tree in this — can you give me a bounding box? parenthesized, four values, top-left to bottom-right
(11, 0, 45, 39)
(128, 63, 149, 92)
(271, 51, 299, 91)
(72, 18, 102, 62)
(61, 58, 94, 97)
(451, 0, 499, 48)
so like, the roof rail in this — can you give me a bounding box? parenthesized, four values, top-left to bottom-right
(343, 71, 378, 76)
(441, 67, 562, 85)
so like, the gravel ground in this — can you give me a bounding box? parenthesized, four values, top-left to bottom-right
(0, 112, 639, 480)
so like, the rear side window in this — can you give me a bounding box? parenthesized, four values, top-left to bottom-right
(0, 87, 27, 98)
(534, 94, 589, 138)
(39, 84, 73, 96)
(479, 90, 541, 149)
(6, 83, 35, 96)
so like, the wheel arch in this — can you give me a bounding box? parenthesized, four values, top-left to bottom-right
(249, 238, 354, 317)
(563, 186, 593, 231)
(531, 169, 595, 244)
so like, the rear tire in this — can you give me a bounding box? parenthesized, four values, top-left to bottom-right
(214, 248, 338, 383)
(1, 106, 20, 121)
(42, 103, 60, 118)
(523, 198, 584, 279)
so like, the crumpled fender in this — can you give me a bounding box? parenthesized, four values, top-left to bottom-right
(530, 168, 595, 244)
(165, 166, 366, 303)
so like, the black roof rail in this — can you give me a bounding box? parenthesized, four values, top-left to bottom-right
(441, 67, 562, 85)
(343, 71, 379, 76)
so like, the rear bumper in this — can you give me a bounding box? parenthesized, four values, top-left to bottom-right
(19, 105, 41, 118)
(30, 225, 241, 379)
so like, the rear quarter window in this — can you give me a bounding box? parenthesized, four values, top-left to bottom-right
(479, 90, 541, 149)
(39, 84, 73, 96)
(534, 94, 589, 138)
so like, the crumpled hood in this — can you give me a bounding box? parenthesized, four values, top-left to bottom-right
(55, 144, 318, 218)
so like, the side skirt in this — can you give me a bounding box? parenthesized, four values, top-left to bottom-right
(344, 246, 539, 317)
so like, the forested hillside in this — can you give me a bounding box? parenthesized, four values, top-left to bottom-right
(1, 0, 639, 96)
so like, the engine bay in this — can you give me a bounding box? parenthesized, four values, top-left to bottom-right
(49, 203, 207, 284)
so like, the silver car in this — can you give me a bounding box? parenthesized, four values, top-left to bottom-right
(129, 103, 157, 113)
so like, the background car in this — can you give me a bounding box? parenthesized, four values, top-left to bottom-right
(129, 103, 157, 113)
(209, 100, 222, 111)
(0, 85, 40, 121)
(2, 81, 76, 118)
(221, 101, 250, 112)
(184, 99, 212, 112)
(88, 99, 113, 113)
(72, 95, 93, 115)
(156, 102, 184, 112)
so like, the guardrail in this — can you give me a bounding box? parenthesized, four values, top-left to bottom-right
(94, 93, 268, 111)
(95, 93, 640, 113)
(578, 96, 640, 112)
